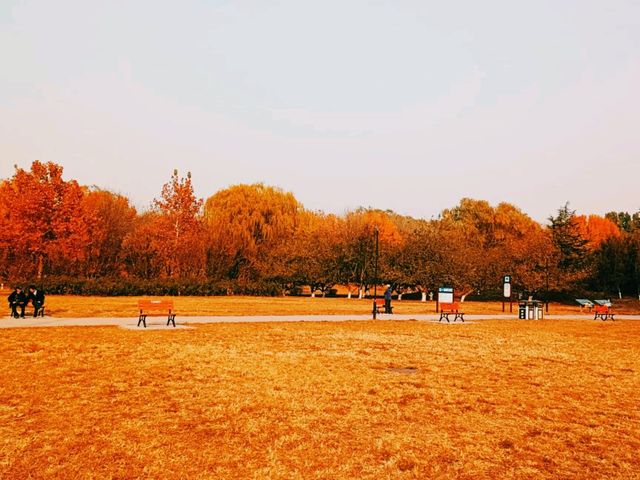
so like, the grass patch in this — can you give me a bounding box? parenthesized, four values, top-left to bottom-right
(1, 320, 639, 478)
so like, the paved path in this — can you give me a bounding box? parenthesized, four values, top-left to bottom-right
(2, 313, 639, 329)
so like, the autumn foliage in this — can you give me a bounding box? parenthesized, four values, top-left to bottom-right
(1, 161, 638, 298)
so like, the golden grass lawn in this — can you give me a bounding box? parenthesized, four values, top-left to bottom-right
(14, 295, 640, 317)
(1, 320, 639, 479)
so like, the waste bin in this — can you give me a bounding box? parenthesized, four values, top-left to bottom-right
(518, 300, 544, 319)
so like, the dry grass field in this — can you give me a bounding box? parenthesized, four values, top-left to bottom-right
(1, 320, 639, 479)
(8, 294, 640, 318)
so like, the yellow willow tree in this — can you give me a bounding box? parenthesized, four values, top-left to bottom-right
(203, 183, 301, 286)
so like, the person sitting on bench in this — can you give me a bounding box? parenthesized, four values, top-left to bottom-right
(8, 286, 27, 318)
(27, 286, 45, 317)
(384, 284, 393, 314)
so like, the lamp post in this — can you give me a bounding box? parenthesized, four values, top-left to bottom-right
(372, 227, 379, 319)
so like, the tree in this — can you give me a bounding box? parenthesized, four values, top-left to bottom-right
(203, 184, 300, 285)
(287, 211, 343, 296)
(548, 203, 589, 271)
(605, 211, 640, 233)
(592, 236, 629, 298)
(434, 199, 555, 300)
(0, 161, 91, 280)
(121, 212, 166, 280)
(574, 215, 621, 250)
(151, 170, 205, 278)
(335, 209, 403, 298)
(395, 219, 446, 300)
(81, 189, 137, 277)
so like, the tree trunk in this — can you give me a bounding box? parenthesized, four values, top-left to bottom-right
(421, 292, 427, 302)
(398, 293, 403, 301)
(36, 253, 44, 281)
(347, 291, 352, 299)
(460, 288, 475, 302)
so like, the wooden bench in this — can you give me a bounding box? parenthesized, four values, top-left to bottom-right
(575, 299, 594, 311)
(373, 299, 392, 314)
(439, 302, 464, 323)
(8, 304, 44, 318)
(138, 299, 176, 328)
(594, 305, 614, 321)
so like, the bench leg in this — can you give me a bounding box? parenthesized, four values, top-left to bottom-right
(167, 315, 176, 327)
(455, 313, 464, 322)
(137, 315, 147, 328)
(439, 313, 449, 323)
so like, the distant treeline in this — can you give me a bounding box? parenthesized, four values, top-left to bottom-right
(1, 161, 639, 298)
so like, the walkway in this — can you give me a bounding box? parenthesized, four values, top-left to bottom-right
(2, 313, 639, 329)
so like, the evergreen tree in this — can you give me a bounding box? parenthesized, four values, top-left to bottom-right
(549, 203, 588, 272)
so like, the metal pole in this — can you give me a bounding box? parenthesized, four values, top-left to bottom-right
(545, 261, 550, 313)
(372, 227, 379, 319)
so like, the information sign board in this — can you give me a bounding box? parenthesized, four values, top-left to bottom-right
(503, 275, 512, 298)
(438, 286, 454, 304)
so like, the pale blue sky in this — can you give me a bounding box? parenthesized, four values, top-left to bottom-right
(1, 0, 639, 221)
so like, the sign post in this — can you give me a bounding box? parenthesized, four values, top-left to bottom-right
(372, 227, 379, 319)
(502, 275, 512, 313)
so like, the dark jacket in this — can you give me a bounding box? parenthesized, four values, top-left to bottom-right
(28, 289, 45, 305)
(8, 290, 27, 305)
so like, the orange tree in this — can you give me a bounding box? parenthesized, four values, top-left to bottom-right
(286, 210, 344, 296)
(574, 214, 621, 251)
(121, 170, 205, 280)
(334, 209, 403, 298)
(81, 189, 137, 278)
(436, 199, 555, 300)
(121, 212, 165, 280)
(153, 170, 205, 278)
(0, 161, 91, 280)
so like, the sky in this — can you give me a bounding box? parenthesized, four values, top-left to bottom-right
(1, 0, 639, 222)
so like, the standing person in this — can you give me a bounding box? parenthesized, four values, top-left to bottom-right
(8, 286, 27, 318)
(27, 286, 45, 317)
(384, 284, 393, 314)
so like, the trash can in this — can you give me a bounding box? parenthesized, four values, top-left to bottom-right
(518, 303, 526, 319)
(518, 300, 544, 319)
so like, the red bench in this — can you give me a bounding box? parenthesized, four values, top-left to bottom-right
(439, 302, 465, 323)
(594, 305, 614, 321)
(372, 299, 393, 315)
(138, 299, 176, 328)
